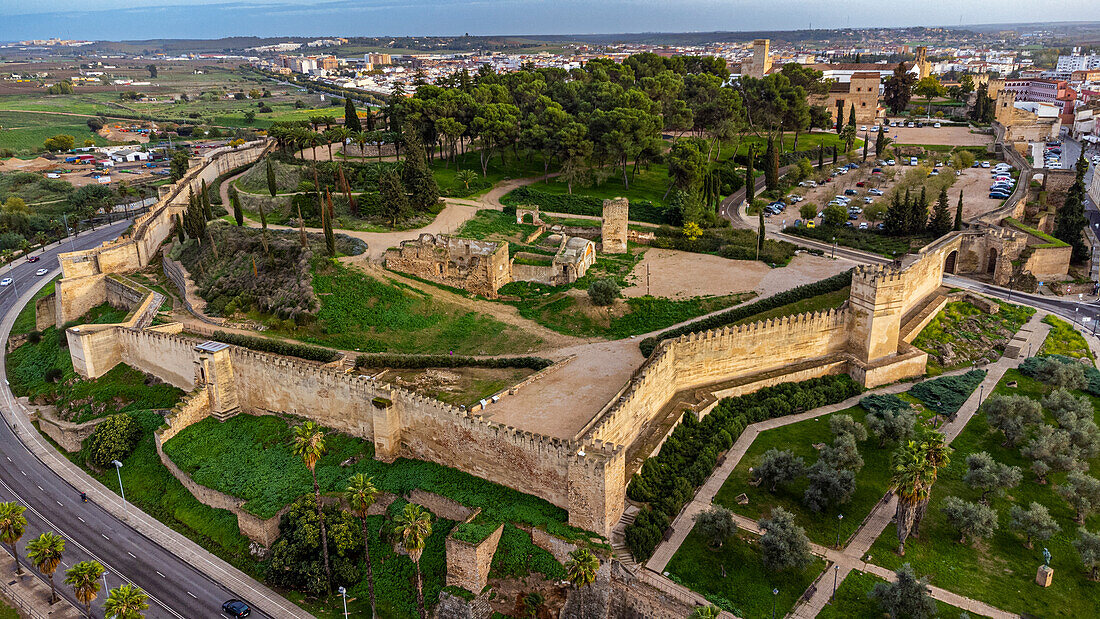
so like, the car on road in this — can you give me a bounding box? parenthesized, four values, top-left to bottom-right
(34, 269, 48, 277)
(0, 278, 11, 287)
(222, 599, 251, 618)
(27, 256, 39, 263)
(860, 125, 867, 131)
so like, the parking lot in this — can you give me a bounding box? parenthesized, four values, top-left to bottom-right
(882, 119, 992, 147)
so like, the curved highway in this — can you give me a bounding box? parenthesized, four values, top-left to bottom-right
(0, 220, 305, 619)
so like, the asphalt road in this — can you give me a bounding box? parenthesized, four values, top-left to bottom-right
(0, 221, 279, 619)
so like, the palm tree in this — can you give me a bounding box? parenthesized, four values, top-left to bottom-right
(910, 432, 951, 538)
(26, 532, 65, 603)
(456, 169, 477, 191)
(688, 605, 721, 619)
(890, 441, 926, 555)
(353, 131, 371, 159)
(565, 548, 600, 619)
(104, 583, 149, 619)
(345, 474, 379, 617)
(0, 502, 27, 575)
(291, 421, 331, 592)
(65, 560, 104, 618)
(393, 503, 432, 619)
(324, 127, 349, 160)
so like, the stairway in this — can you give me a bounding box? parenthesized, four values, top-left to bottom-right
(610, 505, 640, 571)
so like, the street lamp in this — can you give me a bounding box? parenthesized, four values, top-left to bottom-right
(772, 588, 779, 619)
(831, 564, 840, 603)
(836, 514, 844, 549)
(832, 236, 836, 259)
(111, 460, 126, 508)
(978, 384, 984, 407)
(338, 586, 348, 619)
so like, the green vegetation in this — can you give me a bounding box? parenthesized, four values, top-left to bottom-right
(816, 570, 972, 619)
(909, 370, 987, 417)
(784, 225, 927, 258)
(1041, 315, 1094, 362)
(729, 287, 850, 327)
(354, 353, 551, 371)
(665, 528, 824, 618)
(0, 172, 73, 206)
(162, 413, 589, 539)
(650, 225, 797, 265)
(455, 209, 538, 241)
(639, 269, 853, 356)
(1004, 217, 1069, 249)
(719, 132, 857, 159)
(8, 319, 183, 423)
(11, 277, 56, 336)
(0, 111, 106, 156)
(913, 300, 1035, 374)
(712, 405, 894, 547)
(431, 148, 546, 199)
(867, 368, 1100, 617)
(200, 330, 340, 363)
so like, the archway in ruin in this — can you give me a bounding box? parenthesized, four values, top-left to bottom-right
(987, 248, 998, 274)
(944, 250, 958, 274)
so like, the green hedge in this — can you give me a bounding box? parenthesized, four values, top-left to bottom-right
(639, 270, 853, 356)
(784, 225, 925, 258)
(354, 354, 552, 371)
(908, 369, 987, 416)
(624, 375, 861, 560)
(206, 330, 339, 363)
(1021, 355, 1100, 396)
(651, 226, 796, 265)
(501, 186, 674, 225)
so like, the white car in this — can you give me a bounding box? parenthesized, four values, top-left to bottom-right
(1092, 156, 1100, 166)
(869, 188, 885, 196)
(935, 161, 944, 167)
(35, 268, 48, 277)
(933, 122, 941, 128)
(863, 197, 874, 204)
(0, 278, 11, 287)
(860, 125, 867, 131)
(870, 125, 879, 132)
(886, 159, 896, 166)
(981, 161, 991, 168)
(907, 122, 916, 128)
(788, 195, 804, 203)
(889, 121, 897, 127)
(859, 222, 869, 230)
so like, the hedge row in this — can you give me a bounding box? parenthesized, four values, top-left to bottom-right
(908, 369, 987, 416)
(207, 330, 340, 363)
(650, 226, 796, 265)
(1020, 355, 1100, 396)
(623, 374, 861, 560)
(638, 269, 853, 356)
(354, 354, 552, 371)
(500, 186, 674, 225)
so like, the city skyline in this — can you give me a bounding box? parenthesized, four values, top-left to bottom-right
(1, 0, 1097, 41)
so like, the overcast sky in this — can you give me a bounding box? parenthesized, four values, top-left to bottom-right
(0, 0, 1096, 41)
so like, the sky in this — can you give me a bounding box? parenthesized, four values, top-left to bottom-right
(0, 0, 1096, 42)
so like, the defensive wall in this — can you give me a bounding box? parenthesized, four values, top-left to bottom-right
(53, 139, 272, 326)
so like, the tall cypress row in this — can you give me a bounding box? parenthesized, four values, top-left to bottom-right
(745, 146, 755, 204)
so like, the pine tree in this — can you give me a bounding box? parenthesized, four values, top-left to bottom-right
(401, 133, 439, 211)
(818, 144, 824, 169)
(954, 190, 964, 231)
(764, 135, 779, 192)
(344, 98, 362, 133)
(928, 186, 952, 237)
(1053, 155, 1091, 262)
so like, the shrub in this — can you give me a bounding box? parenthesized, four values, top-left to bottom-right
(908, 369, 986, 416)
(206, 330, 339, 363)
(639, 270, 852, 355)
(1020, 355, 1100, 396)
(501, 186, 673, 225)
(587, 278, 620, 306)
(354, 353, 551, 371)
(85, 414, 142, 468)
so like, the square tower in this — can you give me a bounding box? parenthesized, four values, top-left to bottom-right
(751, 39, 772, 78)
(601, 198, 628, 254)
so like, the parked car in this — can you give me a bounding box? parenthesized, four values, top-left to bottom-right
(859, 222, 869, 229)
(889, 121, 897, 127)
(806, 220, 816, 228)
(981, 161, 992, 168)
(886, 159, 896, 166)
(909, 157, 919, 166)
(788, 195, 804, 203)
(929, 169, 940, 176)
(933, 122, 941, 128)
(863, 197, 874, 204)
(844, 189, 858, 196)
(856, 181, 866, 187)
(869, 188, 885, 196)
(860, 126, 867, 131)
(989, 191, 1011, 199)
(907, 122, 916, 128)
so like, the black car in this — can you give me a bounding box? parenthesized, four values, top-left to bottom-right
(222, 599, 251, 618)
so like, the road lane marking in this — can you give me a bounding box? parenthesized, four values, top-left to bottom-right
(156, 571, 165, 578)
(127, 551, 135, 558)
(187, 591, 197, 599)
(56, 501, 62, 507)
(101, 534, 109, 540)
(77, 517, 84, 523)
(19, 470, 24, 476)
(36, 485, 42, 491)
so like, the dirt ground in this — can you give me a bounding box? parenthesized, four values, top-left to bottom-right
(883, 122, 992, 147)
(622, 248, 850, 299)
(0, 157, 54, 172)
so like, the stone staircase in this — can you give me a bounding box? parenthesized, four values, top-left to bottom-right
(610, 504, 640, 571)
(899, 287, 951, 344)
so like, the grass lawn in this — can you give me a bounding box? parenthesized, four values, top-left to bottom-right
(712, 405, 895, 547)
(665, 527, 825, 617)
(526, 161, 675, 206)
(454, 209, 539, 242)
(11, 276, 56, 336)
(1041, 315, 1094, 363)
(0, 110, 108, 156)
(731, 287, 850, 327)
(269, 259, 543, 354)
(783, 225, 928, 259)
(0, 597, 16, 619)
(816, 569, 979, 618)
(913, 300, 1035, 375)
(865, 368, 1100, 617)
(431, 148, 548, 198)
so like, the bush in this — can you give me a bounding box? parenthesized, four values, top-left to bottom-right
(784, 225, 925, 258)
(650, 225, 796, 265)
(908, 369, 986, 416)
(207, 330, 339, 363)
(85, 414, 141, 468)
(354, 353, 551, 371)
(588, 278, 620, 306)
(639, 270, 852, 356)
(624, 374, 860, 560)
(501, 186, 674, 225)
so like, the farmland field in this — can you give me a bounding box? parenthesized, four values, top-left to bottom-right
(0, 110, 108, 155)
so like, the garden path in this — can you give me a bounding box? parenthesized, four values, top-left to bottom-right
(643, 310, 1052, 619)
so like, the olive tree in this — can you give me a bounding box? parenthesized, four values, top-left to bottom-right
(803, 461, 855, 513)
(753, 449, 805, 492)
(1009, 502, 1060, 549)
(941, 497, 998, 545)
(983, 394, 1042, 447)
(757, 507, 812, 572)
(962, 452, 1021, 504)
(1075, 527, 1100, 581)
(694, 506, 737, 548)
(1058, 472, 1100, 524)
(869, 564, 937, 619)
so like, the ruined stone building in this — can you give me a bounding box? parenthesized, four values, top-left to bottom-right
(384, 234, 512, 298)
(511, 235, 597, 286)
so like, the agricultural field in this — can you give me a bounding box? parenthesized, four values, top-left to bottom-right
(0, 110, 108, 156)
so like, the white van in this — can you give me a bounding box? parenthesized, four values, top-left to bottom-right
(909, 157, 919, 166)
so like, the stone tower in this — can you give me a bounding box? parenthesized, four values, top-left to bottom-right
(601, 198, 628, 254)
(914, 46, 931, 80)
(847, 265, 906, 364)
(194, 341, 240, 420)
(750, 39, 772, 78)
(994, 89, 1018, 127)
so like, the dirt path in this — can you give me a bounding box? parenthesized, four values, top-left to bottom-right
(341, 258, 584, 351)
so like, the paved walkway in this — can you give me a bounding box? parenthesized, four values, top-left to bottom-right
(643, 309, 1052, 619)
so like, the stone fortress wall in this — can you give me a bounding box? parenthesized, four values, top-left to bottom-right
(53, 139, 273, 326)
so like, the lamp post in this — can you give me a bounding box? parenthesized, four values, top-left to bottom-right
(338, 586, 348, 619)
(771, 588, 779, 619)
(111, 460, 126, 509)
(832, 236, 836, 259)
(831, 564, 840, 603)
(978, 384, 984, 407)
(836, 514, 844, 549)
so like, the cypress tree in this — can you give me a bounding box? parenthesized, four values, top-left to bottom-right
(174, 214, 185, 242)
(266, 159, 277, 198)
(875, 126, 886, 155)
(848, 104, 856, 128)
(401, 133, 439, 211)
(344, 98, 362, 133)
(757, 209, 765, 260)
(928, 186, 952, 237)
(832, 146, 838, 164)
(745, 146, 756, 204)
(862, 131, 869, 162)
(885, 190, 905, 235)
(230, 187, 244, 226)
(836, 101, 844, 133)
(200, 179, 212, 220)
(323, 189, 336, 256)
(764, 135, 779, 191)
(902, 188, 912, 233)
(818, 144, 824, 168)
(954, 191, 964, 231)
